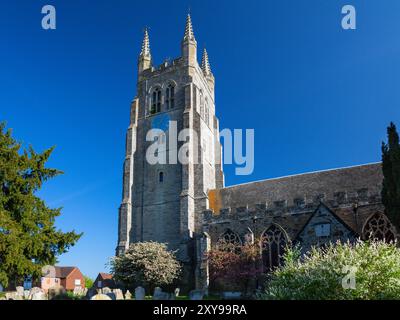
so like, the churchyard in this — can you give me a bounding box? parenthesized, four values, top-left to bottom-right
(0, 285, 221, 301)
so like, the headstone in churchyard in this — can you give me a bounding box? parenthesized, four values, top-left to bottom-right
(153, 288, 170, 300)
(174, 288, 180, 297)
(73, 287, 82, 296)
(90, 294, 112, 300)
(16, 286, 24, 297)
(189, 289, 205, 301)
(124, 290, 132, 300)
(102, 287, 112, 294)
(135, 286, 145, 300)
(48, 286, 66, 300)
(29, 287, 45, 300)
(101, 287, 112, 294)
(221, 291, 242, 300)
(31, 291, 46, 300)
(153, 287, 163, 300)
(6, 292, 22, 300)
(113, 289, 124, 300)
(73, 287, 87, 297)
(24, 290, 30, 300)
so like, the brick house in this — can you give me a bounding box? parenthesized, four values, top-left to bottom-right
(41, 266, 85, 292)
(93, 273, 116, 289)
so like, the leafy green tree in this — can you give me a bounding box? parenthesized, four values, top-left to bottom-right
(260, 240, 400, 300)
(110, 242, 181, 292)
(84, 276, 94, 289)
(0, 123, 81, 288)
(382, 122, 400, 232)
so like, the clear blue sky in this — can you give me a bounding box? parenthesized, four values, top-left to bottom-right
(1, 0, 400, 278)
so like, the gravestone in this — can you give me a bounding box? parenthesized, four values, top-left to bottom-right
(135, 286, 145, 300)
(221, 291, 242, 300)
(174, 288, 180, 297)
(153, 287, 164, 300)
(90, 294, 112, 300)
(102, 287, 112, 294)
(29, 287, 45, 300)
(24, 290, 30, 300)
(124, 290, 132, 300)
(113, 289, 124, 300)
(73, 287, 85, 297)
(6, 292, 22, 300)
(16, 286, 24, 297)
(48, 287, 66, 300)
(153, 288, 170, 300)
(31, 291, 46, 300)
(189, 290, 205, 301)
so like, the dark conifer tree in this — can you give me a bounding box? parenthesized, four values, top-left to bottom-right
(381, 122, 400, 232)
(0, 123, 81, 288)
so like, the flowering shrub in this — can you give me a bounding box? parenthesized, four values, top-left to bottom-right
(208, 241, 263, 293)
(110, 242, 181, 290)
(260, 240, 400, 300)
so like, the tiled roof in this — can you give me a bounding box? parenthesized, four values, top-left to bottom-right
(54, 266, 77, 279)
(98, 273, 113, 280)
(209, 163, 382, 213)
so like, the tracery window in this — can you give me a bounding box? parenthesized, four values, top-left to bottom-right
(218, 229, 242, 246)
(166, 84, 175, 109)
(260, 224, 288, 272)
(151, 88, 161, 114)
(362, 213, 396, 242)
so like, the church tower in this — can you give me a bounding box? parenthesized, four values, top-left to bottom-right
(117, 15, 224, 287)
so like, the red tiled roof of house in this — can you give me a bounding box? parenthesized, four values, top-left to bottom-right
(54, 266, 77, 279)
(98, 272, 113, 280)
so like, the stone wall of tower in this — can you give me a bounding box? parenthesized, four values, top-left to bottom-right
(116, 98, 138, 255)
(117, 59, 224, 250)
(117, 18, 225, 291)
(131, 60, 187, 254)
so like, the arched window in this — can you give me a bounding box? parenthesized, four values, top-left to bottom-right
(159, 172, 164, 183)
(166, 84, 175, 109)
(260, 224, 288, 272)
(151, 88, 161, 114)
(362, 213, 396, 242)
(218, 229, 242, 246)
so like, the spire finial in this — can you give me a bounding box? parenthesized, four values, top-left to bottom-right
(140, 27, 151, 57)
(183, 13, 195, 41)
(201, 48, 211, 75)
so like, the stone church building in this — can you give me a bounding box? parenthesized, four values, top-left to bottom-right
(117, 15, 397, 290)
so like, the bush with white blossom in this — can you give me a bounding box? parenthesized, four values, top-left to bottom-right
(260, 240, 400, 300)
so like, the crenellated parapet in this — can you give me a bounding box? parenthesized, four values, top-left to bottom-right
(202, 189, 382, 225)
